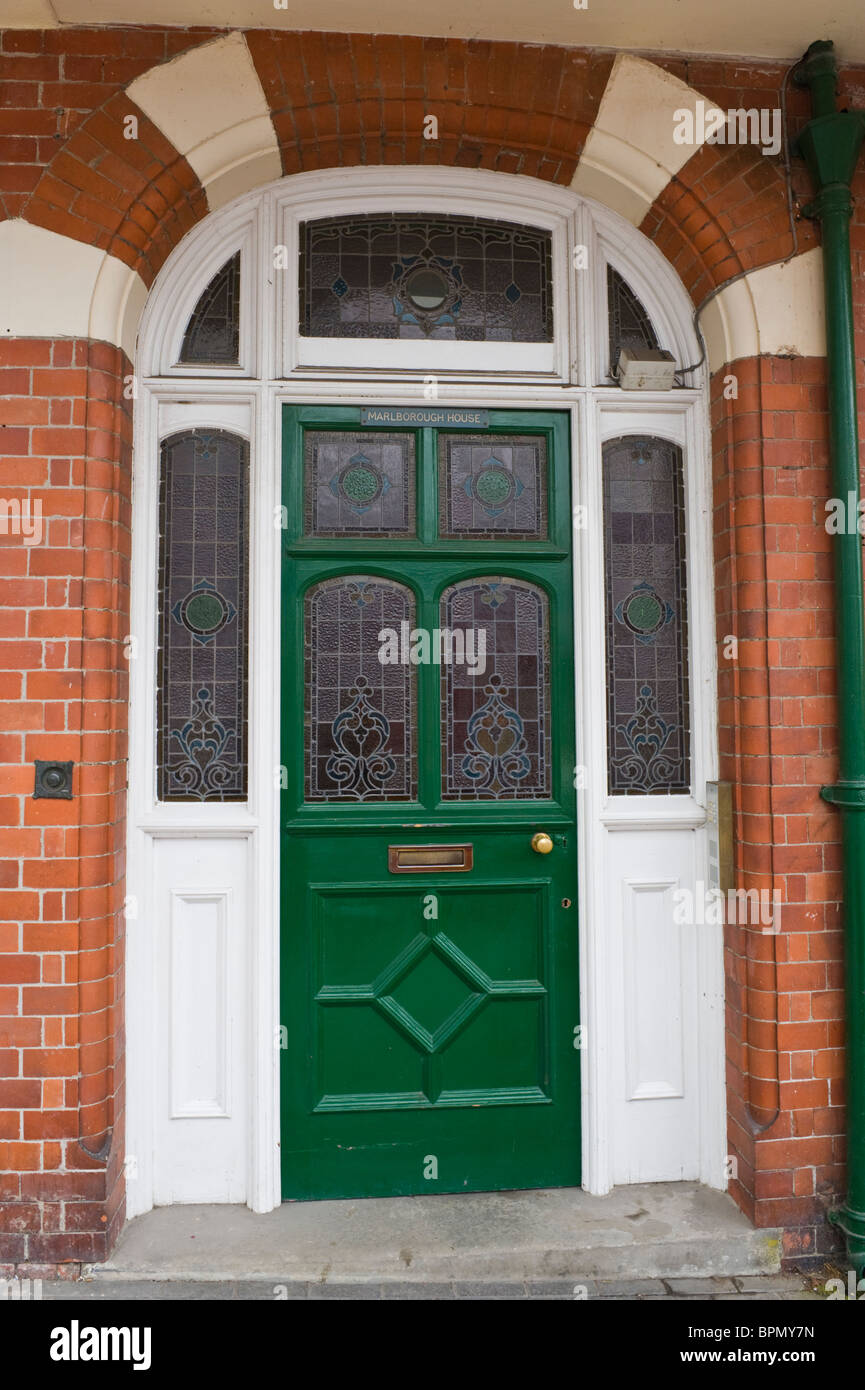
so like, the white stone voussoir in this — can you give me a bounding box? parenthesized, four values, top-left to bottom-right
(0, 220, 147, 361)
(572, 55, 708, 226)
(700, 247, 826, 372)
(126, 32, 282, 212)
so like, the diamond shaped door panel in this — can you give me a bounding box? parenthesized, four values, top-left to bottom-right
(312, 884, 548, 1111)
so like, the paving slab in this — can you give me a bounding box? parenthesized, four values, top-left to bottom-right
(594, 1277, 667, 1297)
(717, 1292, 783, 1300)
(665, 1276, 738, 1295)
(89, 1182, 781, 1284)
(734, 1273, 812, 1292)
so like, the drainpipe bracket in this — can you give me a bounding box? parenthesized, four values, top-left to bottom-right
(821, 781, 865, 809)
(793, 39, 838, 92)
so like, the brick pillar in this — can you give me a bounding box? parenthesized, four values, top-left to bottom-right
(712, 353, 846, 1264)
(0, 338, 130, 1271)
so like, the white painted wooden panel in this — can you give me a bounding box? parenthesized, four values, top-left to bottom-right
(152, 837, 249, 1205)
(608, 827, 708, 1185)
(623, 879, 683, 1101)
(296, 339, 556, 375)
(170, 889, 230, 1118)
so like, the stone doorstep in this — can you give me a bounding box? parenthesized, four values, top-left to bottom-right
(38, 1273, 817, 1301)
(84, 1183, 783, 1285)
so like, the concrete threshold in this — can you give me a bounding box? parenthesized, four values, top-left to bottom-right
(90, 1182, 781, 1284)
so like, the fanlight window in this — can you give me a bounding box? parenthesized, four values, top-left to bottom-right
(299, 215, 553, 343)
(179, 251, 241, 365)
(606, 265, 660, 377)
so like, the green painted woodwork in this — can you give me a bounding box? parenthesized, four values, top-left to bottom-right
(280, 406, 580, 1200)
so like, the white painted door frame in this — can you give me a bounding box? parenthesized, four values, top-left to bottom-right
(125, 167, 725, 1217)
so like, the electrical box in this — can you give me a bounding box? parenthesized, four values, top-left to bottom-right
(615, 346, 677, 390)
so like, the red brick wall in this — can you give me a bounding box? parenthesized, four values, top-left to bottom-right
(0, 24, 862, 1268)
(0, 338, 130, 1271)
(711, 353, 847, 1262)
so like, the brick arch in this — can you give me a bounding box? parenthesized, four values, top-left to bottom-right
(15, 33, 619, 295)
(15, 34, 819, 315)
(246, 32, 615, 183)
(640, 138, 819, 306)
(23, 88, 208, 290)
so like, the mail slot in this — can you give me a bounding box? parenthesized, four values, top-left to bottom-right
(388, 844, 473, 873)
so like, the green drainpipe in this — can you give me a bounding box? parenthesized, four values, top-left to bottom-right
(796, 39, 865, 1275)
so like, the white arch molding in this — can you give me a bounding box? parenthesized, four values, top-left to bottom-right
(125, 166, 725, 1217)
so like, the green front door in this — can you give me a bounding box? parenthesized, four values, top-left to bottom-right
(280, 406, 579, 1199)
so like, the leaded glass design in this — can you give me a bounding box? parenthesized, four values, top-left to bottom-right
(438, 434, 548, 539)
(157, 430, 249, 801)
(603, 436, 690, 794)
(304, 432, 415, 537)
(607, 265, 659, 376)
(179, 252, 240, 364)
(300, 216, 553, 342)
(305, 578, 417, 801)
(441, 579, 550, 800)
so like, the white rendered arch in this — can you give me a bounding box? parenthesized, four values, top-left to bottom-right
(126, 164, 725, 1218)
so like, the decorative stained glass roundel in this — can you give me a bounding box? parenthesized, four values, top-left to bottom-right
(405, 267, 449, 311)
(474, 463, 515, 508)
(184, 590, 227, 633)
(170, 576, 238, 648)
(337, 456, 384, 507)
(623, 588, 663, 634)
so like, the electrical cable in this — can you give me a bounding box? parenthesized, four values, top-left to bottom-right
(673, 56, 805, 384)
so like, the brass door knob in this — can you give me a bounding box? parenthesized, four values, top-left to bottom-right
(531, 832, 554, 855)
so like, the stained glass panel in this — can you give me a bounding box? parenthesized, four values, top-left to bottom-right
(300, 216, 553, 342)
(304, 432, 415, 537)
(305, 578, 417, 801)
(179, 252, 240, 364)
(157, 430, 249, 801)
(438, 434, 547, 539)
(603, 436, 690, 794)
(607, 265, 659, 376)
(441, 579, 550, 800)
